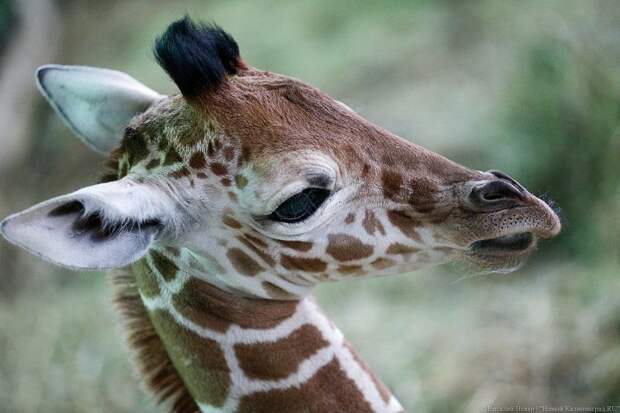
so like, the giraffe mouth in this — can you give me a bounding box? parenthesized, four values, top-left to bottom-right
(463, 190, 561, 263)
(470, 232, 535, 256)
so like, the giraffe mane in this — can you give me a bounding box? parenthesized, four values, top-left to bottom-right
(111, 271, 199, 413)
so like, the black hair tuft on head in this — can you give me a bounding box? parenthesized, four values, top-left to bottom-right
(154, 16, 241, 97)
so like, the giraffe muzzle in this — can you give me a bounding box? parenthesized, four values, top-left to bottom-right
(460, 170, 561, 263)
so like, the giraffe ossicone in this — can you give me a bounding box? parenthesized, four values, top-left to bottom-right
(0, 16, 561, 413)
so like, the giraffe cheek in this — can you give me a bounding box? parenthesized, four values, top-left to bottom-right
(386, 210, 423, 242)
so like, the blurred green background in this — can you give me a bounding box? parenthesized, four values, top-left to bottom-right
(0, 0, 619, 412)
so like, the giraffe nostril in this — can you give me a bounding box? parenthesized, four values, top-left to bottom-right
(469, 179, 527, 211)
(481, 181, 524, 202)
(487, 170, 528, 194)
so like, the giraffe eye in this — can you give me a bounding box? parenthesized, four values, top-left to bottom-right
(268, 188, 331, 223)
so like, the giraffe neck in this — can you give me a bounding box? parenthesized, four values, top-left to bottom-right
(121, 246, 405, 413)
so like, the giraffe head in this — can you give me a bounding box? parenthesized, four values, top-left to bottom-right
(1, 17, 560, 299)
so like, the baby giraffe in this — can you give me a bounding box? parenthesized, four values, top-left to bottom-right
(1, 17, 560, 413)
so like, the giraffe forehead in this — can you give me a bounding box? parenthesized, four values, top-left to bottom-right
(120, 68, 481, 197)
(193, 75, 381, 157)
(122, 80, 471, 199)
(247, 150, 337, 188)
(121, 95, 345, 178)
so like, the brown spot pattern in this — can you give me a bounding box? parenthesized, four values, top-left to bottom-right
(381, 170, 403, 202)
(371, 257, 396, 270)
(223, 215, 242, 229)
(386, 243, 420, 255)
(223, 146, 235, 162)
(361, 163, 371, 178)
(173, 273, 298, 329)
(244, 233, 268, 248)
(227, 248, 263, 276)
(362, 210, 386, 236)
(408, 177, 440, 213)
(238, 235, 276, 267)
(210, 162, 228, 176)
(213, 137, 222, 151)
(163, 147, 182, 166)
(326, 234, 373, 262)
(281, 255, 327, 272)
(172, 278, 232, 333)
(344, 212, 355, 224)
(338, 265, 365, 276)
(387, 210, 422, 242)
(237, 359, 374, 413)
(189, 151, 206, 169)
(170, 167, 190, 179)
(261, 281, 297, 300)
(150, 250, 178, 281)
(275, 239, 313, 252)
(235, 324, 328, 380)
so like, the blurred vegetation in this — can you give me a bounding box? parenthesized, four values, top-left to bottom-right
(0, 1, 618, 412)
(0, 0, 16, 54)
(486, 35, 620, 261)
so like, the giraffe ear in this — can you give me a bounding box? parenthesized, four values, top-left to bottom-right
(36, 64, 164, 154)
(0, 180, 174, 270)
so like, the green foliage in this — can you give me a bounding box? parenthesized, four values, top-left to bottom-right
(487, 35, 620, 261)
(0, 0, 16, 53)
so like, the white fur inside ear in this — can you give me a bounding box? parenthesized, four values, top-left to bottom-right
(36, 64, 164, 154)
(0, 180, 175, 270)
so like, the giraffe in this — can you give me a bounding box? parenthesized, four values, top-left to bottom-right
(0, 17, 561, 413)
